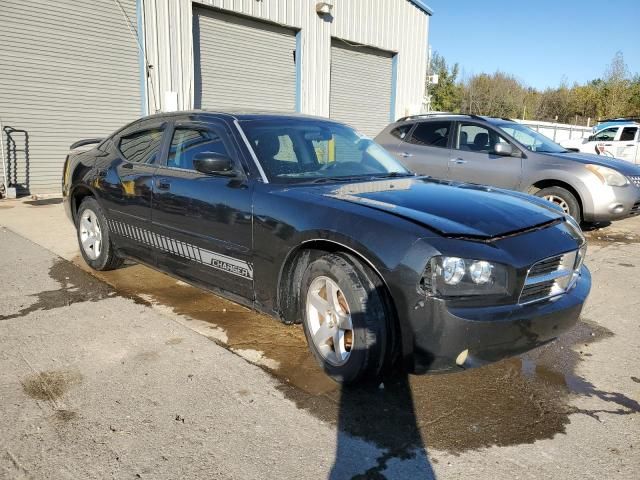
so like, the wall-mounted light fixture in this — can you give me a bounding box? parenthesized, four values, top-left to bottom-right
(316, 2, 333, 15)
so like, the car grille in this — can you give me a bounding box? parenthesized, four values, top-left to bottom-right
(519, 250, 581, 304)
(629, 175, 640, 188)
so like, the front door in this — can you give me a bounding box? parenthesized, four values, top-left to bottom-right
(151, 120, 254, 300)
(448, 122, 522, 190)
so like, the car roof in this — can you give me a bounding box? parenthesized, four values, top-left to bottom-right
(135, 110, 341, 123)
(392, 113, 512, 126)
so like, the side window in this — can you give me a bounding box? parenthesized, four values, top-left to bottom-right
(390, 124, 413, 140)
(620, 127, 638, 142)
(407, 121, 450, 148)
(593, 127, 618, 142)
(456, 123, 508, 154)
(119, 129, 164, 164)
(167, 128, 229, 170)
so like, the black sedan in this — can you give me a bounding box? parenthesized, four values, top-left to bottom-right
(63, 112, 591, 384)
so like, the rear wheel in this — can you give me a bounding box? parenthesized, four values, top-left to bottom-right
(300, 253, 391, 384)
(535, 186, 581, 222)
(76, 197, 124, 271)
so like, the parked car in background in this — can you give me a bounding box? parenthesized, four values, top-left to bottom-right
(560, 121, 640, 163)
(64, 112, 590, 384)
(376, 114, 640, 223)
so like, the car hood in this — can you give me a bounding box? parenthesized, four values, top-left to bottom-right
(285, 177, 565, 240)
(552, 151, 640, 176)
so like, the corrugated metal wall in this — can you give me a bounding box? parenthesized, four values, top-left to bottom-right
(144, 0, 429, 121)
(0, 0, 142, 194)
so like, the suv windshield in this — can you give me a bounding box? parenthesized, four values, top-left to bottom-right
(496, 122, 567, 154)
(240, 119, 411, 183)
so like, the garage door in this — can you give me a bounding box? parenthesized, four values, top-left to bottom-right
(0, 0, 142, 194)
(330, 40, 394, 137)
(194, 8, 297, 112)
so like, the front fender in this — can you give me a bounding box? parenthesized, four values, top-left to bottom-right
(526, 170, 594, 215)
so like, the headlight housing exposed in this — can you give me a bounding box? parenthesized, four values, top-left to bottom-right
(421, 256, 510, 298)
(585, 164, 629, 187)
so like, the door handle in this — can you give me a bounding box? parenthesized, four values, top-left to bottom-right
(627, 144, 635, 147)
(157, 180, 171, 191)
(96, 168, 107, 178)
(121, 162, 134, 170)
(450, 158, 467, 164)
(400, 152, 413, 158)
(603, 143, 612, 146)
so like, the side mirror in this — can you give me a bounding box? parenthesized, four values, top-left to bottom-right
(493, 143, 514, 156)
(193, 152, 236, 176)
(587, 135, 595, 142)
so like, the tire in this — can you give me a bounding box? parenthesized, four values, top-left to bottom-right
(76, 197, 124, 271)
(299, 252, 391, 384)
(534, 186, 581, 222)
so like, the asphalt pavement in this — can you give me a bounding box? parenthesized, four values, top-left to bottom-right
(0, 197, 638, 479)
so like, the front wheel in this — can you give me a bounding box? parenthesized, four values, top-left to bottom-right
(76, 197, 124, 271)
(300, 253, 391, 384)
(535, 186, 581, 222)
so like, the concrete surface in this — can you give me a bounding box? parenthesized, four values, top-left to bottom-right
(1, 197, 639, 479)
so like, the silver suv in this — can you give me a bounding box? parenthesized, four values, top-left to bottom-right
(375, 114, 640, 223)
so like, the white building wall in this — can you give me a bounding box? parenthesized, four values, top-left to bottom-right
(143, 0, 429, 120)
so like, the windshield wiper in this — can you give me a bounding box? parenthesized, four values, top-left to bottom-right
(308, 175, 372, 184)
(369, 172, 414, 179)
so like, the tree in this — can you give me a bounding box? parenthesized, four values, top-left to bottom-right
(599, 51, 632, 118)
(427, 52, 462, 112)
(424, 51, 638, 124)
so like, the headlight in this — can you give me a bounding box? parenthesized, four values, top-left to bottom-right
(586, 164, 629, 187)
(421, 256, 509, 297)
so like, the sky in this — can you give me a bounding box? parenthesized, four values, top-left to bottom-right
(425, 0, 640, 90)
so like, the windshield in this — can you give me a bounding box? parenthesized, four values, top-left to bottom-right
(240, 119, 411, 183)
(496, 122, 567, 154)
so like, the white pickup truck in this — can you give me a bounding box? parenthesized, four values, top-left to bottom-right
(561, 122, 640, 164)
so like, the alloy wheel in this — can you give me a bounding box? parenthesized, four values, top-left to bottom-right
(305, 276, 354, 366)
(543, 194, 571, 215)
(79, 209, 102, 260)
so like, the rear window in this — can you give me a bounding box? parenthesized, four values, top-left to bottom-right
(390, 124, 413, 140)
(119, 129, 164, 164)
(407, 121, 451, 148)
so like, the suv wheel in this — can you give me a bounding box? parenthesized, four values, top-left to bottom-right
(300, 253, 391, 384)
(535, 186, 581, 222)
(76, 197, 124, 271)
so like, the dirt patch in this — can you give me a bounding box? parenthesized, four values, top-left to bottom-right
(165, 337, 184, 345)
(53, 409, 79, 422)
(22, 369, 82, 402)
(0, 259, 116, 321)
(585, 230, 640, 246)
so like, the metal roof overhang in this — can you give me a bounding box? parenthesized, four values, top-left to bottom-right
(409, 0, 433, 15)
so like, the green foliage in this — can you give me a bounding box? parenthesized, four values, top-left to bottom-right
(426, 51, 639, 125)
(428, 52, 463, 112)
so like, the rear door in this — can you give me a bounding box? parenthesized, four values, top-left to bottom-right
(448, 121, 522, 189)
(97, 120, 167, 264)
(151, 119, 254, 300)
(394, 121, 453, 179)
